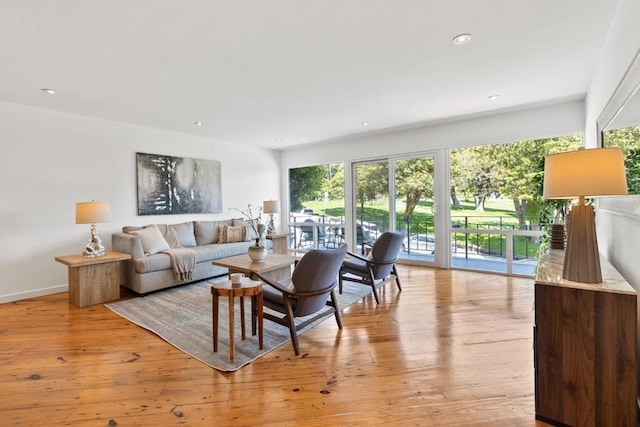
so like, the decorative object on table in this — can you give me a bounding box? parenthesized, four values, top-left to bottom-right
(263, 200, 279, 234)
(230, 272, 245, 285)
(232, 204, 268, 262)
(136, 152, 222, 215)
(549, 223, 565, 249)
(543, 147, 628, 283)
(76, 200, 112, 257)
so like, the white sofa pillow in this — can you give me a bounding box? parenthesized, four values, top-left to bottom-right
(131, 225, 170, 255)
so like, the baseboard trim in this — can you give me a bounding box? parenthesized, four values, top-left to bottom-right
(0, 284, 68, 304)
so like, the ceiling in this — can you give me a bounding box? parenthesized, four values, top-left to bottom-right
(0, 0, 620, 150)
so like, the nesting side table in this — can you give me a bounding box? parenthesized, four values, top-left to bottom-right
(211, 278, 263, 361)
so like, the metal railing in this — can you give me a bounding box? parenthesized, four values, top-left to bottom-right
(286, 213, 544, 275)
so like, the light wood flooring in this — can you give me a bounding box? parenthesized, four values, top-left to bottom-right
(0, 266, 552, 426)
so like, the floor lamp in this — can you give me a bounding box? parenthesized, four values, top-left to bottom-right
(543, 148, 627, 283)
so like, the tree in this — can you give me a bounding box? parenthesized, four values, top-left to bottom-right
(395, 158, 434, 218)
(603, 125, 640, 194)
(498, 136, 581, 229)
(323, 163, 345, 200)
(355, 163, 388, 214)
(451, 135, 581, 228)
(289, 165, 326, 211)
(452, 145, 503, 211)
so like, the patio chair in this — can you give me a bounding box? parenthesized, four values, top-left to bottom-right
(254, 244, 348, 355)
(356, 224, 375, 254)
(297, 219, 328, 248)
(339, 231, 404, 304)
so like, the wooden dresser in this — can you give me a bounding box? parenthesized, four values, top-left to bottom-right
(534, 247, 637, 426)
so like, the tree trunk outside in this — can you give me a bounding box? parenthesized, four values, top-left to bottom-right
(450, 186, 461, 208)
(513, 198, 528, 230)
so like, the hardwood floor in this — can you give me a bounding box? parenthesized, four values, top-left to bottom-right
(0, 266, 552, 426)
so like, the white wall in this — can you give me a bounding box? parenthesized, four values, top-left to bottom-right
(0, 101, 280, 303)
(281, 99, 585, 169)
(585, 0, 640, 288)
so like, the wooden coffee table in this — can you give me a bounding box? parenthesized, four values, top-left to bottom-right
(212, 253, 297, 282)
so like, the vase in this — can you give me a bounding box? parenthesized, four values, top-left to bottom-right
(248, 240, 268, 262)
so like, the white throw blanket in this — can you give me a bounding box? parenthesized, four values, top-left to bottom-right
(163, 248, 196, 281)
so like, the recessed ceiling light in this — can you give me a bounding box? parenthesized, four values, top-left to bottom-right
(193, 121, 203, 126)
(361, 121, 369, 126)
(41, 88, 59, 95)
(452, 34, 472, 45)
(488, 94, 501, 100)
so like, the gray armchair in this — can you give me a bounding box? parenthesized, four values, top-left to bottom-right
(339, 231, 404, 304)
(254, 244, 348, 355)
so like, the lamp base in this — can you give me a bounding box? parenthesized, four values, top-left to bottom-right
(82, 224, 106, 258)
(563, 204, 601, 283)
(267, 214, 276, 234)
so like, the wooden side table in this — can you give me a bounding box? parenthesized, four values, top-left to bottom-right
(211, 279, 263, 361)
(266, 233, 290, 254)
(55, 251, 131, 308)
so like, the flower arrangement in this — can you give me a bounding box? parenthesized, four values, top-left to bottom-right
(231, 204, 266, 245)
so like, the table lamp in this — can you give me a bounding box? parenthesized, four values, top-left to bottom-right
(543, 148, 627, 283)
(76, 201, 112, 257)
(263, 200, 279, 234)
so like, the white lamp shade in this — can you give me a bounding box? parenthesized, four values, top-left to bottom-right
(543, 148, 628, 199)
(263, 200, 280, 214)
(76, 201, 112, 224)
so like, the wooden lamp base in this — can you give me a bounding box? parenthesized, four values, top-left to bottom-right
(563, 203, 601, 283)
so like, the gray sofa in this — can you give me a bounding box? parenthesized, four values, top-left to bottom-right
(112, 219, 270, 294)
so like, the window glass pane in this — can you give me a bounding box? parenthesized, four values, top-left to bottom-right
(288, 163, 344, 251)
(450, 135, 582, 276)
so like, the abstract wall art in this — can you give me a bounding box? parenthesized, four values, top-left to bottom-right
(136, 152, 222, 215)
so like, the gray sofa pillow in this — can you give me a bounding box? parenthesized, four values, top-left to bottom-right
(166, 221, 197, 247)
(194, 220, 231, 245)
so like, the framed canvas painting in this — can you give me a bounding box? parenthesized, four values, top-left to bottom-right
(136, 152, 222, 215)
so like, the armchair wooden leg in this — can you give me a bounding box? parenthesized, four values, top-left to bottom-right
(392, 265, 402, 291)
(330, 289, 343, 329)
(371, 283, 380, 304)
(338, 271, 343, 295)
(283, 299, 300, 355)
(368, 268, 380, 304)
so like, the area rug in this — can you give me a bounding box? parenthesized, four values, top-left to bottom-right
(106, 278, 372, 372)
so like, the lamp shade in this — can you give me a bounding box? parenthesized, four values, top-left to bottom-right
(543, 148, 628, 199)
(263, 200, 280, 214)
(76, 201, 112, 224)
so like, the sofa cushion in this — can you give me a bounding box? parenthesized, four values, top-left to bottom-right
(218, 225, 249, 243)
(194, 220, 231, 245)
(134, 252, 172, 273)
(134, 242, 254, 273)
(193, 241, 254, 263)
(167, 221, 197, 247)
(130, 226, 170, 255)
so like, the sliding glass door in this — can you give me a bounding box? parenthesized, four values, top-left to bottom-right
(351, 153, 440, 266)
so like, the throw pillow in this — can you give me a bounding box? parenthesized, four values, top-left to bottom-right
(232, 218, 259, 240)
(130, 225, 170, 255)
(168, 221, 197, 247)
(218, 225, 248, 243)
(153, 224, 182, 248)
